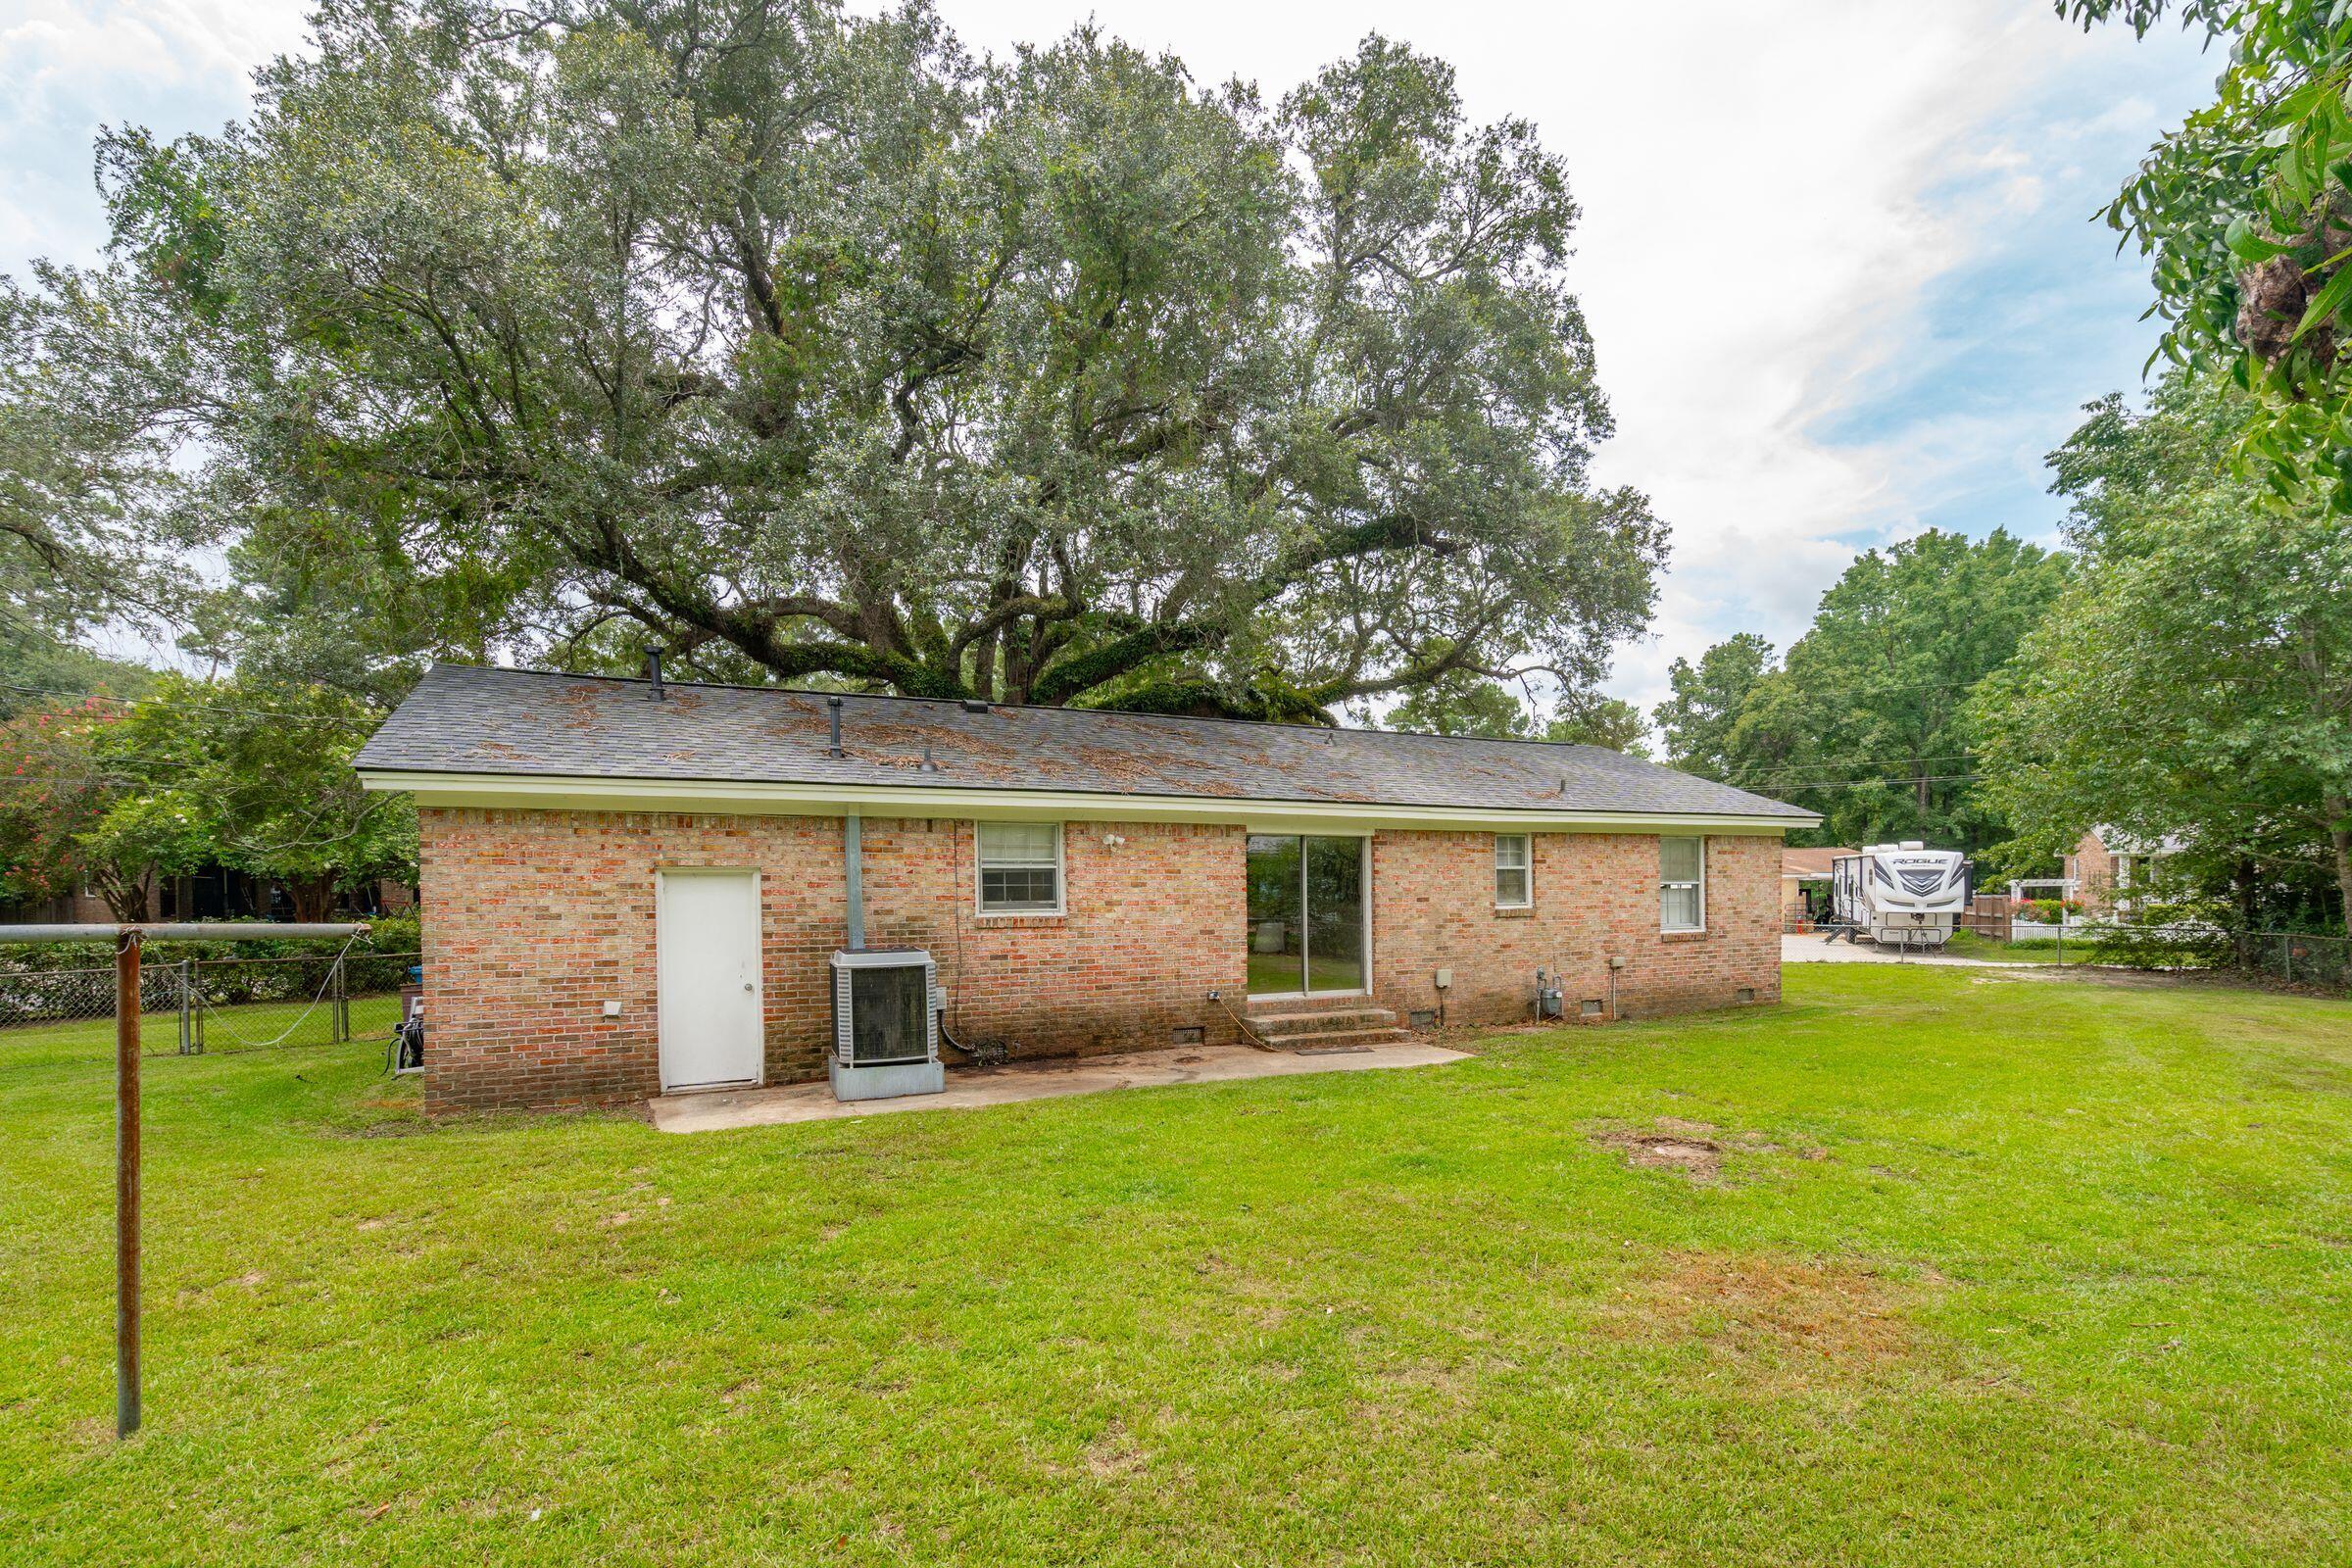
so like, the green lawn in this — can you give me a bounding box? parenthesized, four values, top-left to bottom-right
(1942, 930, 2100, 964)
(0, 994, 406, 1073)
(4, 967, 2349, 1565)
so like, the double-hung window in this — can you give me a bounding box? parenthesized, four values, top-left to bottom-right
(1660, 835, 1705, 932)
(976, 821, 1063, 914)
(1494, 834, 1532, 908)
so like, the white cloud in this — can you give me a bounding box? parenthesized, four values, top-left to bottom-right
(0, 0, 310, 275)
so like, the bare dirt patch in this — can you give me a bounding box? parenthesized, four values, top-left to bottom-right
(1600, 1251, 1936, 1380)
(1592, 1117, 1828, 1178)
(1593, 1127, 1727, 1177)
(1082, 1421, 1150, 1479)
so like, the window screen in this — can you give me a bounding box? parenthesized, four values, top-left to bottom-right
(1660, 835, 1704, 931)
(1494, 834, 1531, 906)
(978, 820, 1061, 912)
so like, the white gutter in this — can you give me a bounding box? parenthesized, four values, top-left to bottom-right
(357, 767, 1820, 835)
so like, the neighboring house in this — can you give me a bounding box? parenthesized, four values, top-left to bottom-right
(0, 884, 114, 924)
(355, 664, 1819, 1112)
(2067, 826, 2183, 918)
(1780, 847, 1857, 924)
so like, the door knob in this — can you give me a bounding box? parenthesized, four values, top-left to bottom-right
(742, 981, 754, 992)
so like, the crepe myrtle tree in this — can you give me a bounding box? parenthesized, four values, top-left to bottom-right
(24, 0, 1663, 723)
(0, 678, 416, 923)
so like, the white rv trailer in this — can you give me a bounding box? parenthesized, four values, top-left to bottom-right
(1829, 842, 1972, 949)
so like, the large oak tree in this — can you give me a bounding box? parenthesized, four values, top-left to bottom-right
(19, 0, 1662, 721)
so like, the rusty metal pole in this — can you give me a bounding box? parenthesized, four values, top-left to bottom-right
(116, 929, 141, 1439)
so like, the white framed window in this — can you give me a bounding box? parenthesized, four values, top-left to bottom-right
(1494, 833, 1532, 907)
(976, 820, 1063, 914)
(1660, 835, 1705, 932)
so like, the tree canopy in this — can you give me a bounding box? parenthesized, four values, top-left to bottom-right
(1379, 676, 1649, 753)
(9, 0, 1664, 722)
(0, 677, 415, 921)
(1653, 531, 2069, 854)
(1653, 632, 1774, 782)
(1973, 373, 2352, 930)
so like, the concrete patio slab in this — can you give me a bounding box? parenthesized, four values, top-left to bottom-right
(648, 1040, 1473, 1133)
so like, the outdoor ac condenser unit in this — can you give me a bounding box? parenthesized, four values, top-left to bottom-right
(827, 948, 946, 1102)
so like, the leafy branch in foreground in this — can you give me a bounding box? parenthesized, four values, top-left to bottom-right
(2065, 0, 2352, 500)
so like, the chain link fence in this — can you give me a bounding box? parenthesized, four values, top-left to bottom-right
(1800, 912, 2352, 995)
(2231, 930, 2352, 992)
(0, 947, 419, 1069)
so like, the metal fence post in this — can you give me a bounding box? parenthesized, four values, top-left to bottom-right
(115, 931, 141, 1439)
(333, 955, 349, 1044)
(176, 958, 192, 1055)
(191, 959, 205, 1056)
(2283, 933, 2294, 985)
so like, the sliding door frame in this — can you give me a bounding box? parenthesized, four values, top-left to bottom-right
(1244, 831, 1372, 1001)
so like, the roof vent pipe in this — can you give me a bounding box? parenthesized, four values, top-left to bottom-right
(825, 694, 846, 758)
(844, 811, 865, 952)
(645, 643, 666, 700)
(918, 741, 940, 774)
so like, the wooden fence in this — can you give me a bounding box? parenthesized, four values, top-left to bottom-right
(1958, 894, 2012, 941)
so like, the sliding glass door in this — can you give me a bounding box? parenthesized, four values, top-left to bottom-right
(1245, 834, 1366, 996)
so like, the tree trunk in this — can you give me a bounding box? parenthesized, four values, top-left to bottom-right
(2326, 792, 2352, 937)
(284, 876, 336, 924)
(97, 868, 152, 923)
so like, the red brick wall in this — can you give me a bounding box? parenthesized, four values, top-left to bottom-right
(418, 808, 1785, 1111)
(2067, 828, 2116, 912)
(417, 808, 1247, 1112)
(1366, 831, 1782, 1027)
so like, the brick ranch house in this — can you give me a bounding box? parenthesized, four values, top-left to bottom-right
(2065, 826, 2183, 918)
(355, 664, 1818, 1112)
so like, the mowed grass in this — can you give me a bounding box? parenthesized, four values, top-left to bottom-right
(3, 968, 2349, 1566)
(0, 994, 405, 1073)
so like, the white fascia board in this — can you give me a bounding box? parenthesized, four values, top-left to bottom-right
(356, 768, 1820, 836)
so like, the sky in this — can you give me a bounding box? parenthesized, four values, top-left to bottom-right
(0, 0, 2217, 711)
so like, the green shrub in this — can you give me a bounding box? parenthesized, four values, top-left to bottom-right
(2088, 903, 2232, 970)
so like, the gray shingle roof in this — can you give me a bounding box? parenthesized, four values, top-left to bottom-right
(356, 663, 1815, 822)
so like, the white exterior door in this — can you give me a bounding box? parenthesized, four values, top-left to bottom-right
(657, 869, 763, 1091)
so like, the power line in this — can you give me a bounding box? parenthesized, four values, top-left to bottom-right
(1724, 772, 1987, 792)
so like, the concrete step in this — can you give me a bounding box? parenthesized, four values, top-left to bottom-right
(1246, 1005, 1398, 1033)
(1258, 1026, 1411, 1052)
(1244, 992, 1380, 1016)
